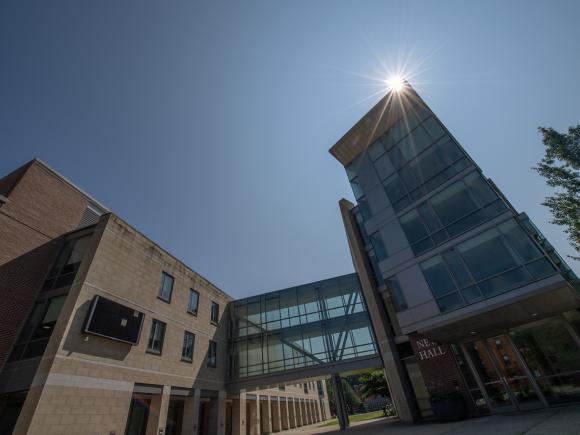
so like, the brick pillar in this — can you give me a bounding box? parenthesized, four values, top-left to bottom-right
(146, 385, 171, 435)
(182, 388, 201, 435)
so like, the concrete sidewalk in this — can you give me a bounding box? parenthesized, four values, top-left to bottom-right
(284, 405, 580, 435)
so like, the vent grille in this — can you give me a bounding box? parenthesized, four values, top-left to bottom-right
(77, 203, 104, 229)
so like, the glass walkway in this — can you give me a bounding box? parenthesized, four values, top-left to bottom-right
(228, 273, 381, 390)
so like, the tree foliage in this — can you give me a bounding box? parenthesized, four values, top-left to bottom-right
(359, 370, 390, 399)
(534, 125, 580, 260)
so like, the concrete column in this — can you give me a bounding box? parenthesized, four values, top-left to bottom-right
(183, 388, 201, 435)
(331, 374, 349, 430)
(289, 399, 296, 429)
(314, 399, 322, 422)
(304, 400, 311, 425)
(207, 390, 227, 435)
(271, 397, 281, 432)
(248, 396, 260, 435)
(232, 390, 246, 435)
(295, 399, 303, 427)
(260, 395, 272, 434)
(280, 398, 290, 430)
(321, 382, 331, 421)
(146, 385, 171, 435)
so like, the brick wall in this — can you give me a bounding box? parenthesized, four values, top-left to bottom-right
(0, 160, 94, 372)
(409, 333, 474, 410)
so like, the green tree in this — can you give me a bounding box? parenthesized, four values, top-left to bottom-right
(325, 378, 362, 415)
(534, 125, 580, 260)
(359, 370, 390, 399)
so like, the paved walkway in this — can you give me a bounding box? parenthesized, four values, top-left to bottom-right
(284, 405, 580, 435)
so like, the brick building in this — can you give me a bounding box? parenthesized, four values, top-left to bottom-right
(0, 161, 331, 435)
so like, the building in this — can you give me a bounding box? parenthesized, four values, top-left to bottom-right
(1, 81, 580, 434)
(331, 82, 580, 421)
(0, 160, 331, 435)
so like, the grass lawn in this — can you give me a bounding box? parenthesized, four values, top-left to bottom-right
(317, 410, 385, 427)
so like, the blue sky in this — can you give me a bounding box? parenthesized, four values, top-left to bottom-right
(1, 1, 579, 298)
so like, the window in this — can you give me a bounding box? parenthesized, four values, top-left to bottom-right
(421, 219, 556, 313)
(383, 135, 470, 213)
(385, 276, 407, 312)
(211, 302, 219, 324)
(399, 172, 506, 255)
(147, 319, 166, 354)
(42, 235, 91, 292)
(181, 331, 195, 362)
(303, 383, 309, 394)
(188, 289, 199, 315)
(8, 295, 67, 361)
(207, 340, 217, 367)
(369, 232, 388, 262)
(158, 272, 174, 302)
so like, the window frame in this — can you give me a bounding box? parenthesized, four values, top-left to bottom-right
(181, 330, 195, 363)
(157, 272, 174, 303)
(210, 302, 219, 325)
(147, 319, 166, 355)
(188, 289, 200, 316)
(207, 340, 218, 368)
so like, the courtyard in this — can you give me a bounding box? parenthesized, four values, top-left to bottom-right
(285, 405, 580, 435)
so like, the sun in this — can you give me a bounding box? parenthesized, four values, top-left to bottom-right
(385, 75, 406, 92)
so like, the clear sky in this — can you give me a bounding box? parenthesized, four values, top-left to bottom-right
(1, 1, 579, 298)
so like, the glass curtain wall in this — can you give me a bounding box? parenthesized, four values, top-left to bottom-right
(230, 274, 378, 379)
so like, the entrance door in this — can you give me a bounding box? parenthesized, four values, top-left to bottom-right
(463, 334, 545, 412)
(125, 397, 150, 435)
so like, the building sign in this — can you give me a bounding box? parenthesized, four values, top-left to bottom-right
(416, 337, 445, 360)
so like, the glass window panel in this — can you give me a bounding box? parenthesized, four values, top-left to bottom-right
(345, 163, 357, 180)
(400, 210, 428, 244)
(478, 267, 532, 297)
(421, 256, 457, 297)
(181, 332, 194, 361)
(148, 320, 166, 354)
(207, 340, 217, 368)
(384, 175, 408, 205)
(464, 172, 498, 206)
(399, 126, 433, 161)
(526, 257, 556, 279)
(32, 295, 66, 340)
(367, 140, 385, 162)
(385, 276, 407, 312)
(399, 164, 421, 192)
(422, 117, 445, 141)
(211, 302, 219, 323)
(349, 178, 364, 200)
(413, 237, 434, 254)
(417, 203, 441, 232)
(431, 181, 477, 226)
(442, 250, 473, 288)
(387, 146, 405, 170)
(461, 286, 483, 303)
(436, 292, 465, 312)
(188, 290, 199, 315)
(457, 229, 518, 281)
(357, 198, 372, 220)
(369, 232, 388, 261)
(158, 272, 173, 301)
(499, 220, 543, 263)
(375, 153, 395, 180)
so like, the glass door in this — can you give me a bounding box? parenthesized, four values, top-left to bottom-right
(484, 335, 544, 410)
(463, 340, 516, 412)
(463, 334, 546, 412)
